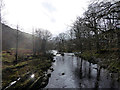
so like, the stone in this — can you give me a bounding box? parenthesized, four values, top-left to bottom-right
(47, 73, 51, 77)
(61, 72, 65, 75)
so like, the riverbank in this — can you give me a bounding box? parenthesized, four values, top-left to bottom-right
(46, 52, 120, 88)
(75, 50, 120, 81)
(2, 51, 54, 89)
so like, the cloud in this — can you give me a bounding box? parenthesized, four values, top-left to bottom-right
(50, 18, 56, 23)
(42, 2, 56, 13)
(3, 0, 90, 35)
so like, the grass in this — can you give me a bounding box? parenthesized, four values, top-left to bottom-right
(2, 50, 53, 89)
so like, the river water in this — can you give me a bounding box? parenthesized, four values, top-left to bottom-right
(45, 52, 120, 88)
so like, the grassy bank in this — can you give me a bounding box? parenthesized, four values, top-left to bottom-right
(76, 50, 120, 81)
(2, 50, 54, 89)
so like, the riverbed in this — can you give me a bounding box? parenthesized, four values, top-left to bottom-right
(45, 53, 120, 88)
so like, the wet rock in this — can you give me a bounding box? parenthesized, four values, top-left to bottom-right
(61, 53, 64, 56)
(53, 60, 55, 62)
(43, 76, 48, 81)
(50, 68, 54, 72)
(93, 67, 98, 71)
(40, 76, 49, 88)
(61, 72, 65, 75)
(41, 82, 46, 86)
(62, 85, 67, 88)
(40, 81, 48, 88)
(47, 73, 51, 77)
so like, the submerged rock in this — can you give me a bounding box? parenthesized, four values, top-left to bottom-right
(61, 53, 64, 56)
(53, 60, 55, 62)
(50, 68, 54, 72)
(47, 73, 51, 77)
(61, 72, 65, 75)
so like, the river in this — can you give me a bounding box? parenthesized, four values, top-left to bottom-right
(45, 52, 120, 88)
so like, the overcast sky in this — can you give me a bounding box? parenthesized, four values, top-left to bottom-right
(3, 0, 90, 36)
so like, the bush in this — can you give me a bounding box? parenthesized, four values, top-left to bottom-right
(99, 49, 109, 54)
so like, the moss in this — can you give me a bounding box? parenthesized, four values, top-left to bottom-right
(80, 51, 99, 63)
(29, 56, 33, 59)
(2, 52, 53, 89)
(79, 50, 120, 79)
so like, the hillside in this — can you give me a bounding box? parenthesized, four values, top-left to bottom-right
(2, 24, 33, 50)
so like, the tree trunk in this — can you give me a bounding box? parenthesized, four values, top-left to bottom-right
(15, 25, 19, 64)
(95, 31, 100, 53)
(117, 29, 120, 59)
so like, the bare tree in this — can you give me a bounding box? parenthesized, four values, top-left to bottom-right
(40, 30, 52, 53)
(15, 25, 19, 64)
(35, 29, 52, 54)
(32, 28, 36, 55)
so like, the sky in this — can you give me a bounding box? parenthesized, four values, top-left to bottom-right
(2, 0, 90, 36)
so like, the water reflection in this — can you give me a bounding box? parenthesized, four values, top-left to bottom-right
(95, 66, 101, 88)
(46, 53, 120, 88)
(110, 74, 115, 88)
(31, 74, 35, 78)
(88, 62, 91, 79)
(80, 59, 83, 79)
(62, 56, 64, 64)
(84, 61, 86, 78)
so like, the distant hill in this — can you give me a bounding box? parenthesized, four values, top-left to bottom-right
(2, 24, 33, 50)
